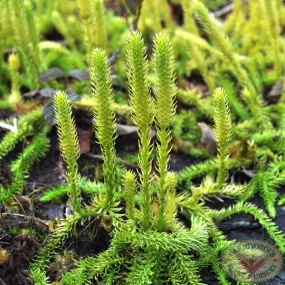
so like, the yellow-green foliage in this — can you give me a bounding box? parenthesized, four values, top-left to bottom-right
(24, 0, 40, 64)
(21, 15, 285, 282)
(10, 129, 49, 183)
(0, 0, 12, 70)
(265, 0, 282, 75)
(126, 31, 153, 230)
(181, 0, 199, 35)
(77, 0, 93, 64)
(9, 0, 39, 89)
(0, 108, 43, 159)
(76, 0, 91, 19)
(52, 11, 76, 50)
(8, 53, 21, 106)
(158, 0, 173, 29)
(176, 30, 214, 91)
(91, 49, 117, 206)
(124, 170, 136, 221)
(59, 0, 74, 15)
(93, 0, 107, 49)
(76, 0, 107, 64)
(138, 0, 161, 33)
(153, 33, 176, 133)
(193, 1, 233, 60)
(126, 32, 152, 130)
(164, 172, 177, 230)
(9, 0, 30, 53)
(0, 0, 12, 48)
(153, 33, 176, 231)
(193, 0, 267, 127)
(30, 214, 80, 278)
(241, 0, 266, 54)
(225, 0, 244, 35)
(0, 130, 49, 202)
(257, 0, 270, 40)
(54, 91, 81, 213)
(213, 88, 232, 188)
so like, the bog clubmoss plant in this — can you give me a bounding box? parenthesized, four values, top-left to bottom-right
(91, 48, 117, 208)
(0, 109, 43, 159)
(153, 33, 176, 231)
(76, 0, 107, 64)
(192, 1, 266, 125)
(126, 32, 153, 230)
(0, 0, 285, 284)
(30, 32, 207, 284)
(28, 31, 285, 285)
(173, 0, 285, 222)
(175, 87, 285, 284)
(0, 109, 50, 202)
(54, 91, 81, 213)
(9, 0, 40, 89)
(8, 53, 21, 107)
(213, 88, 231, 189)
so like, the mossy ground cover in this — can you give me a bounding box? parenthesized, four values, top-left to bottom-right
(1, 0, 285, 284)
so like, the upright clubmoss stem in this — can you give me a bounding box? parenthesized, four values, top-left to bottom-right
(91, 49, 117, 207)
(153, 33, 176, 231)
(54, 91, 81, 213)
(93, 0, 107, 49)
(126, 32, 153, 230)
(213, 88, 232, 189)
(8, 54, 21, 106)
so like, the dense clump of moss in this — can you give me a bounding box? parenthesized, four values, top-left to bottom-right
(0, 0, 285, 284)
